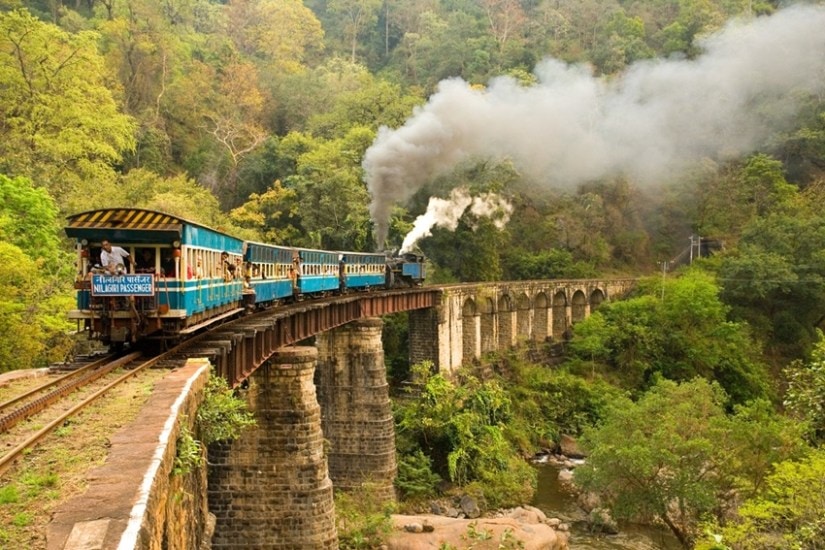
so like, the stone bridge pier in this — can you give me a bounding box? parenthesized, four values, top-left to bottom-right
(207, 319, 396, 548)
(207, 347, 338, 549)
(316, 318, 397, 502)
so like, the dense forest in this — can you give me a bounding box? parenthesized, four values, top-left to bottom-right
(2, 0, 825, 548)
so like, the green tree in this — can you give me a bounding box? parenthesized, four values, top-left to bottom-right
(0, 9, 136, 205)
(307, 76, 422, 139)
(226, 0, 324, 72)
(576, 378, 728, 548)
(592, 10, 653, 74)
(395, 362, 536, 508)
(783, 331, 825, 445)
(114, 169, 226, 229)
(228, 180, 303, 245)
(570, 270, 769, 403)
(702, 449, 825, 550)
(576, 378, 805, 549)
(0, 174, 74, 371)
(420, 215, 505, 282)
(718, 209, 825, 358)
(328, 0, 382, 62)
(502, 248, 597, 280)
(288, 127, 375, 250)
(654, 0, 725, 58)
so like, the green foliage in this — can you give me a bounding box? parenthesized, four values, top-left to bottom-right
(196, 376, 256, 446)
(463, 521, 493, 542)
(702, 449, 825, 550)
(382, 312, 411, 386)
(569, 269, 770, 404)
(0, 174, 65, 269)
(783, 330, 825, 445)
(718, 202, 825, 358)
(0, 485, 19, 505)
(229, 180, 303, 244)
(504, 357, 622, 448)
(334, 484, 395, 550)
(592, 11, 654, 74)
(722, 399, 808, 498)
(395, 450, 441, 501)
(576, 377, 808, 548)
(422, 216, 506, 282)
(395, 362, 536, 509)
(113, 170, 225, 228)
(173, 424, 204, 477)
(292, 126, 375, 250)
(11, 512, 32, 527)
(0, 9, 135, 205)
(307, 75, 422, 138)
(502, 248, 597, 280)
(0, 174, 74, 371)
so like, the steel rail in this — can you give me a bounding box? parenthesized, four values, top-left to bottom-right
(0, 354, 116, 415)
(0, 334, 207, 478)
(0, 353, 141, 433)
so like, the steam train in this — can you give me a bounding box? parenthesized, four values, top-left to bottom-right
(65, 208, 425, 347)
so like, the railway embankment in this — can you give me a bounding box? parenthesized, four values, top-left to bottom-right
(46, 359, 213, 550)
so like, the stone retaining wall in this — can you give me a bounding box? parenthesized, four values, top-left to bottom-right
(47, 359, 213, 550)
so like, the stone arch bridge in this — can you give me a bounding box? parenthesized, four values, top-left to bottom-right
(192, 278, 636, 387)
(410, 279, 635, 375)
(47, 278, 635, 550)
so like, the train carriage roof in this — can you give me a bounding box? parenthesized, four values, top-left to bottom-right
(64, 208, 208, 243)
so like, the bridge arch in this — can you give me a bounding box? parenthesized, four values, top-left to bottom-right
(572, 290, 588, 323)
(498, 294, 514, 349)
(590, 288, 605, 310)
(533, 292, 549, 341)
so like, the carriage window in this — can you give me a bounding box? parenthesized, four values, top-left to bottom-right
(160, 249, 177, 278)
(136, 247, 157, 273)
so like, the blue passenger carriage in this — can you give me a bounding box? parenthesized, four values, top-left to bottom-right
(339, 251, 387, 291)
(65, 208, 245, 346)
(295, 247, 341, 296)
(243, 241, 294, 306)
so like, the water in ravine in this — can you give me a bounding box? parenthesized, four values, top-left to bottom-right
(531, 464, 683, 550)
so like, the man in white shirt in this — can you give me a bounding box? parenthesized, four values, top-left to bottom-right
(100, 239, 131, 274)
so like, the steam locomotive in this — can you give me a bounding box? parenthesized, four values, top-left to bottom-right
(65, 208, 425, 347)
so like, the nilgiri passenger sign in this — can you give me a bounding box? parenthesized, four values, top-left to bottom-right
(91, 274, 155, 296)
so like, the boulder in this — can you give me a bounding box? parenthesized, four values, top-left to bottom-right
(559, 434, 586, 459)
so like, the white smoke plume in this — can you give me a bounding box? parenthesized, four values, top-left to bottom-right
(364, 4, 825, 249)
(400, 188, 513, 253)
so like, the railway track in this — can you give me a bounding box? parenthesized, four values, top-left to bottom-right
(0, 341, 198, 478)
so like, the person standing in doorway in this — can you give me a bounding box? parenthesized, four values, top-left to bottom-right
(100, 239, 131, 275)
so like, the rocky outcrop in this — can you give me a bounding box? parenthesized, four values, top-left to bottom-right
(386, 507, 569, 550)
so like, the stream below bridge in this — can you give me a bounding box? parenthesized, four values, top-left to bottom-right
(531, 464, 683, 550)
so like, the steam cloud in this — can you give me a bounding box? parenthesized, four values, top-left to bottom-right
(363, 4, 825, 249)
(400, 188, 513, 253)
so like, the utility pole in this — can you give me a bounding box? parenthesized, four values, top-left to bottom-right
(689, 235, 694, 264)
